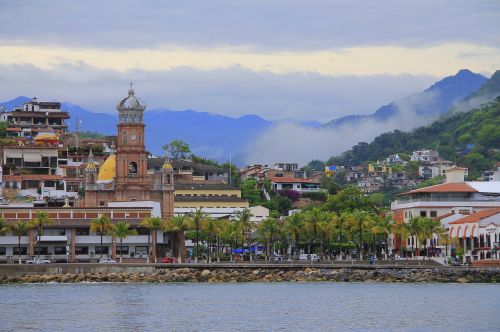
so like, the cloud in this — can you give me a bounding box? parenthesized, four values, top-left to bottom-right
(1, 43, 500, 78)
(0, 1, 499, 50)
(0, 63, 436, 122)
(243, 91, 444, 165)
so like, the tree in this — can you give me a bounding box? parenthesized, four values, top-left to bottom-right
(202, 217, 218, 263)
(285, 212, 305, 256)
(419, 217, 441, 257)
(163, 139, 191, 159)
(90, 215, 113, 259)
(6, 220, 32, 264)
(371, 214, 394, 259)
(189, 208, 209, 261)
(220, 220, 243, 262)
(404, 217, 423, 257)
(139, 217, 164, 263)
(111, 222, 137, 263)
(257, 217, 279, 260)
(164, 215, 190, 263)
(304, 208, 326, 254)
(31, 211, 53, 259)
(263, 195, 293, 216)
(240, 179, 261, 205)
(348, 210, 372, 260)
(0, 218, 7, 235)
(234, 208, 254, 260)
(323, 186, 377, 214)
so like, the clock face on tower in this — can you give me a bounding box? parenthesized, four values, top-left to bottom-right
(130, 133, 136, 142)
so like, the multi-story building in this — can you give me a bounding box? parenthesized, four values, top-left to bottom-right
(410, 149, 439, 162)
(392, 168, 500, 223)
(269, 176, 322, 193)
(448, 208, 500, 262)
(0, 98, 69, 138)
(0, 206, 157, 263)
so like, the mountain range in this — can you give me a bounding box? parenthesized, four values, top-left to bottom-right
(1, 69, 498, 166)
(324, 69, 488, 127)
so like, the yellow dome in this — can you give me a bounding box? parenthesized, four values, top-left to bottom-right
(162, 162, 173, 170)
(86, 161, 97, 170)
(98, 154, 116, 181)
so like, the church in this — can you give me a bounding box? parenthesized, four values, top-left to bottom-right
(83, 86, 175, 220)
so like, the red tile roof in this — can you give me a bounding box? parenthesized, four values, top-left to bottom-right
(449, 208, 500, 225)
(269, 176, 320, 184)
(398, 182, 477, 195)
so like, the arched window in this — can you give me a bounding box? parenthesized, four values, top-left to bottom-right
(128, 162, 138, 176)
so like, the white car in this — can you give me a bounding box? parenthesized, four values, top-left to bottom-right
(99, 258, 117, 264)
(25, 258, 51, 264)
(298, 254, 320, 262)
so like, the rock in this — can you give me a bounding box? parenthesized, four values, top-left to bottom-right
(252, 269, 260, 275)
(201, 270, 211, 277)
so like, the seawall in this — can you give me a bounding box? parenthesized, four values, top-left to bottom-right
(0, 263, 498, 283)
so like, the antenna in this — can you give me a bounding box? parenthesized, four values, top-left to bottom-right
(75, 115, 79, 150)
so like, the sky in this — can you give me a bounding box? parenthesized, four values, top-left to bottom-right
(1, 1, 499, 163)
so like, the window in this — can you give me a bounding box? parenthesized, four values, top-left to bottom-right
(100, 201, 105, 206)
(76, 246, 89, 255)
(0, 247, 6, 255)
(116, 246, 129, 255)
(76, 228, 89, 236)
(34, 247, 48, 255)
(13, 247, 28, 255)
(430, 211, 437, 218)
(135, 246, 148, 255)
(94, 246, 109, 255)
(54, 247, 67, 255)
(420, 211, 427, 217)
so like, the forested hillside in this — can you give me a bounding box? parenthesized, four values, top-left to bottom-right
(327, 97, 500, 178)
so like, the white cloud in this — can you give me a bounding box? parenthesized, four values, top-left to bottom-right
(244, 91, 444, 165)
(0, 63, 436, 122)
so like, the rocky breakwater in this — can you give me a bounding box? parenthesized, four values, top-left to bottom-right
(0, 267, 499, 284)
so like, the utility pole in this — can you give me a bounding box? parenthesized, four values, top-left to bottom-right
(75, 115, 80, 150)
(229, 152, 232, 186)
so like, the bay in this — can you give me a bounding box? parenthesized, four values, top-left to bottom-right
(0, 283, 498, 332)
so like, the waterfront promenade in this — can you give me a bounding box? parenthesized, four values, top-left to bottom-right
(0, 261, 498, 283)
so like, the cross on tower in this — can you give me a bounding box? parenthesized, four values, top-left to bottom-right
(129, 82, 133, 90)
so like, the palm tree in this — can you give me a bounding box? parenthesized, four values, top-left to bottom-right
(419, 217, 441, 258)
(333, 212, 350, 257)
(139, 217, 164, 263)
(285, 212, 305, 257)
(348, 210, 372, 260)
(372, 214, 394, 259)
(202, 217, 217, 263)
(189, 208, 209, 261)
(111, 221, 137, 263)
(31, 211, 53, 259)
(90, 215, 113, 258)
(436, 226, 451, 261)
(164, 215, 190, 263)
(220, 220, 243, 262)
(0, 218, 7, 235)
(404, 217, 423, 258)
(257, 217, 279, 260)
(7, 220, 32, 264)
(304, 207, 325, 254)
(234, 208, 254, 260)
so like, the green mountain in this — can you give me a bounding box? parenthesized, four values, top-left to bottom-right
(327, 96, 500, 179)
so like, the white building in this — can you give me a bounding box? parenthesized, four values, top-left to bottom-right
(410, 150, 439, 162)
(269, 176, 322, 193)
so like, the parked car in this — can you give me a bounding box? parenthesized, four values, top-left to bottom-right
(162, 257, 178, 263)
(99, 258, 117, 264)
(25, 258, 51, 264)
(298, 254, 320, 262)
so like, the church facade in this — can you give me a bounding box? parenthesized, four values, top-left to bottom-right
(83, 86, 175, 220)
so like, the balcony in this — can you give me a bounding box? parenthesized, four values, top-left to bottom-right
(391, 198, 500, 210)
(38, 235, 68, 242)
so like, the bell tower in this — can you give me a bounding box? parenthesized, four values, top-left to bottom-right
(115, 84, 150, 201)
